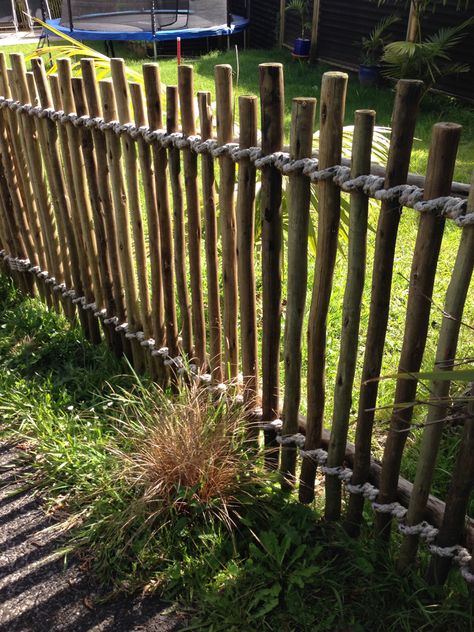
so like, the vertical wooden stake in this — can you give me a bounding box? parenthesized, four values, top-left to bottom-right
(99, 78, 143, 367)
(167, 84, 193, 358)
(80, 58, 128, 358)
(110, 59, 152, 363)
(130, 80, 166, 380)
(57, 57, 103, 343)
(198, 90, 223, 384)
(215, 64, 239, 382)
(280, 96, 316, 489)
(426, 386, 474, 586)
(376, 122, 462, 540)
(259, 63, 284, 467)
(398, 170, 474, 570)
(345, 79, 424, 535)
(143, 63, 179, 361)
(325, 109, 375, 519)
(236, 95, 259, 403)
(178, 65, 206, 369)
(49, 73, 95, 339)
(299, 71, 348, 502)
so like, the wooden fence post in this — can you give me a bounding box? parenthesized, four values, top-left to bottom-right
(215, 64, 239, 382)
(130, 81, 165, 365)
(142, 64, 179, 362)
(80, 58, 128, 359)
(426, 386, 474, 585)
(376, 121, 462, 539)
(167, 84, 193, 360)
(49, 73, 96, 341)
(345, 79, 424, 535)
(0, 57, 35, 275)
(71, 75, 123, 352)
(57, 57, 104, 342)
(110, 58, 152, 373)
(10, 54, 61, 307)
(198, 90, 223, 384)
(259, 63, 284, 467)
(30, 58, 71, 293)
(299, 71, 348, 502)
(398, 170, 474, 569)
(236, 95, 259, 403)
(325, 109, 375, 520)
(0, 55, 44, 278)
(280, 96, 316, 489)
(178, 65, 206, 370)
(99, 78, 145, 368)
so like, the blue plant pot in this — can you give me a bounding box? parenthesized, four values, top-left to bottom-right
(293, 38, 311, 58)
(358, 64, 381, 87)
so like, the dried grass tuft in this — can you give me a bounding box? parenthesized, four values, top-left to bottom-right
(109, 382, 262, 527)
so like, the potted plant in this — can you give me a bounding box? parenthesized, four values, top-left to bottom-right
(359, 15, 400, 86)
(285, 0, 312, 59)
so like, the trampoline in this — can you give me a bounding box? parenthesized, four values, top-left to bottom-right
(48, 1, 249, 41)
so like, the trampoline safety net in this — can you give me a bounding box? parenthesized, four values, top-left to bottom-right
(60, 0, 229, 33)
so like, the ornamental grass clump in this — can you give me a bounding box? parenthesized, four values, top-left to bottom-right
(110, 381, 262, 528)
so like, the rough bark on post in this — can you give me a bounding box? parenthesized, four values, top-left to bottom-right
(345, 79, 424, 535)
(167, 84, 193, 359)
(0, 56, 43, 275)
(130, 80, 166, 380)
(215, 64, 239, 382)
(110, 59, 151, 372)
(259, 63, 284, 467)
(280, 96, 316, 489)
(57, 58, 104, 337)
(143, 64, 179, 361)
(376, 122, 462, 540)
(10, 55, 61, 297)
(198, 90, 223, 384)
(71, 75, 123, 352)
(99, 78, 143, 365)
(299, 71, 348, 503)
(30, 58, 71, 291)
(49, 73, 95, 339)
(426, 386, 474, 585)
(80, 58, 128, 358)
(236, 95, 259, 403)
(325, 109, 375, 520)
(398, 170, 474, 570)
(178, 65, 206, 370)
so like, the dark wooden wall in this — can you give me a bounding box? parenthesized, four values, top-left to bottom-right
(248, 0, 474, 101)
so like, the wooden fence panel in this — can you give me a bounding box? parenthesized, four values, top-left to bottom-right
(0, 52, 471, 590)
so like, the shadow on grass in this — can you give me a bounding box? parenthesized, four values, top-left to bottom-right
(0, 275, 130, 408)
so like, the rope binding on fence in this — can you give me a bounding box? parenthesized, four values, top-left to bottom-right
(1, 97, 472, 228)
(275, 431, 474, 584)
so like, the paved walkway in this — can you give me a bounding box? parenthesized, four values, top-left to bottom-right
(0, 443, 185, 632)
(0, 30, 39, 46)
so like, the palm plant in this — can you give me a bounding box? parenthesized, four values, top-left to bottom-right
(361, 15, 401, 66)
(285, 0, 312, 39)
(382, 18, 474, 89)
(376, 0, 474, 91)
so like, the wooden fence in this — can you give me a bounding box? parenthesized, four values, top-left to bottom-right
(0, 52, 473, 588)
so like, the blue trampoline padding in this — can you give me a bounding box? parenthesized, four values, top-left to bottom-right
(47, 14, 249, 41)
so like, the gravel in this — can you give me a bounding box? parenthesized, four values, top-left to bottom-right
(0, 443, 186, 632)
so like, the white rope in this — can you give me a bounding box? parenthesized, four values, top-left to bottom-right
(274, 431, 472, 583)
(398, 520, 438, 543)
(2, 96, 470, 226)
